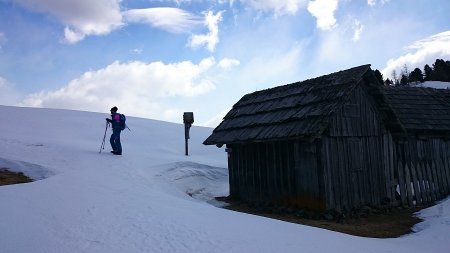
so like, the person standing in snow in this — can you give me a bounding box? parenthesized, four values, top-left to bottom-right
(106, 106, 123, 155)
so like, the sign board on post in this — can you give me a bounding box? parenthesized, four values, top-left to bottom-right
(183, 112, 194, 156)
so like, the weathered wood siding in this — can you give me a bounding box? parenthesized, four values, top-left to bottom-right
(392, 138, 450, 207)
(322, 85, 387, 209)
(328, 86, 381, 137)
(227, 140, 325, 210)
(322, 136, 386, 209)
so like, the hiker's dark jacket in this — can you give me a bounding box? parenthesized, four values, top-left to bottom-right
(107, 112, 122, 130)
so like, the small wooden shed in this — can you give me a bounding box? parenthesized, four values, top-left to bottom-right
(204, 65, 450, 211)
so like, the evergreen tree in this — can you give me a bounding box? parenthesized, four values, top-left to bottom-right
(432, 59, 450, 82)
(400, 74, 409, 86)
(373, 69, 384, 84)
(409, 68, 424, 83)
(384, 78, 393, 86)
(424, 64, 434, 81)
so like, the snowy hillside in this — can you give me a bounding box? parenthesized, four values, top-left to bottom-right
(0, 105, 449, 253)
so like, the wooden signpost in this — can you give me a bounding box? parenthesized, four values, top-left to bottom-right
(183, 112, 194, 156)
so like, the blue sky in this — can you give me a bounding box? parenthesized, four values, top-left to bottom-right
(0, 0, 449, 126)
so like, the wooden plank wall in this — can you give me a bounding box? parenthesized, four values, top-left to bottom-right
(322, 136, 386, 210)
(227, 140, 324, 210)
(329, 85, 381, 137)
(322, 83, 387, 210)
(391, 138, 450, 207)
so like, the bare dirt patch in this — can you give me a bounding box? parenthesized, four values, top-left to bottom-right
(216, 196, 425, 238)
(0, 168, 33, 186)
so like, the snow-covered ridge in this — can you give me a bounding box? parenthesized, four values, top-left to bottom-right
(412, 81, 450, 89)
(0, 105, 449, 253)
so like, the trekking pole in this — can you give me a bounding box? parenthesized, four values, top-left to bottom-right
(99, 121, 109, 153)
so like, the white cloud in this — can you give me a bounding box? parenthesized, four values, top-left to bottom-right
(63, 27, 85, 44)
(218, 58, 240, 70)
(188, 11, 223, 52)
(19, 58, 220, 121)
(241, 0, 308, 16)
(307, 0, 339, 31)
(14, 0, 123, 44)
(381, 31, 450, 77)
(123, 8, 203, 34)
(352, 19, 363, 42)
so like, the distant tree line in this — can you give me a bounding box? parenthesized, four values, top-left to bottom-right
(373, 59, 450, 86)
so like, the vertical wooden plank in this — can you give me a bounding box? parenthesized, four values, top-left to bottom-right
(265, 143, 273, 204)
(438, 157, 449, 195)
(335, 138, 346, 209)
(226, 145, 235, 197)
(281, 141, 289, 206)
(249, 144, 256, 201)
(252, 143, 258, 202)
(441, 141, 450, 194)
(369, 137, 376, 205)
(431, 160, 442, 199)
(286, 141, 293, 202)
(397, 159, 407, 206)
(234, 145, 240, 199)
(239, 145, 246, 201)
(275, 142, 282, 204)
(443, 141, 450, 194)
(322, 137, 332, 209)
(435, 140, 447, 196)
(417, 141, 430, 203)
(375, 136, 384, 204)
(432, 140, 444, 197)
(293, 142, 301, 208)
(330, 137, 340, 210)
(438, 141, 449, 195)
(408, 141, 421, 206)
(425, 162, 437, 201)
(416, 162, 426, 204)
(404, 163, 414, 206)
(410, 162, 421, 206)
(384, 133, 394, 204)
(439, 140, 448, 195)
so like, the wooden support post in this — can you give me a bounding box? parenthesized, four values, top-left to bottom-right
(183, 112, 194, 156)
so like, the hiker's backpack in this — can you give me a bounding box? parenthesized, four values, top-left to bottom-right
(119, 114, 126, 130)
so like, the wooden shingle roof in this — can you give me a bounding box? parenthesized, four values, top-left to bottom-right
(204, 64, 372, 145)
(383, 87, 450, 134)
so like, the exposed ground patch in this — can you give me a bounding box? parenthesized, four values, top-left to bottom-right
(216, 196, 425, 238)
(0, 168, 33, 186)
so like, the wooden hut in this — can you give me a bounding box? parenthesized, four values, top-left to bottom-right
(204, 65, 450, 211)
(378, 86, 450, 207)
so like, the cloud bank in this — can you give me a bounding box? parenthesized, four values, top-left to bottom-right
(123, 7, 203, 34)
(14, 0, 124, 44)
(19, 57, 240, 121)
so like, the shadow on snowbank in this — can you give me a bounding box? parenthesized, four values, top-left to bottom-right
(0, 157, 54, 183)
(155, 161, 229, 207)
